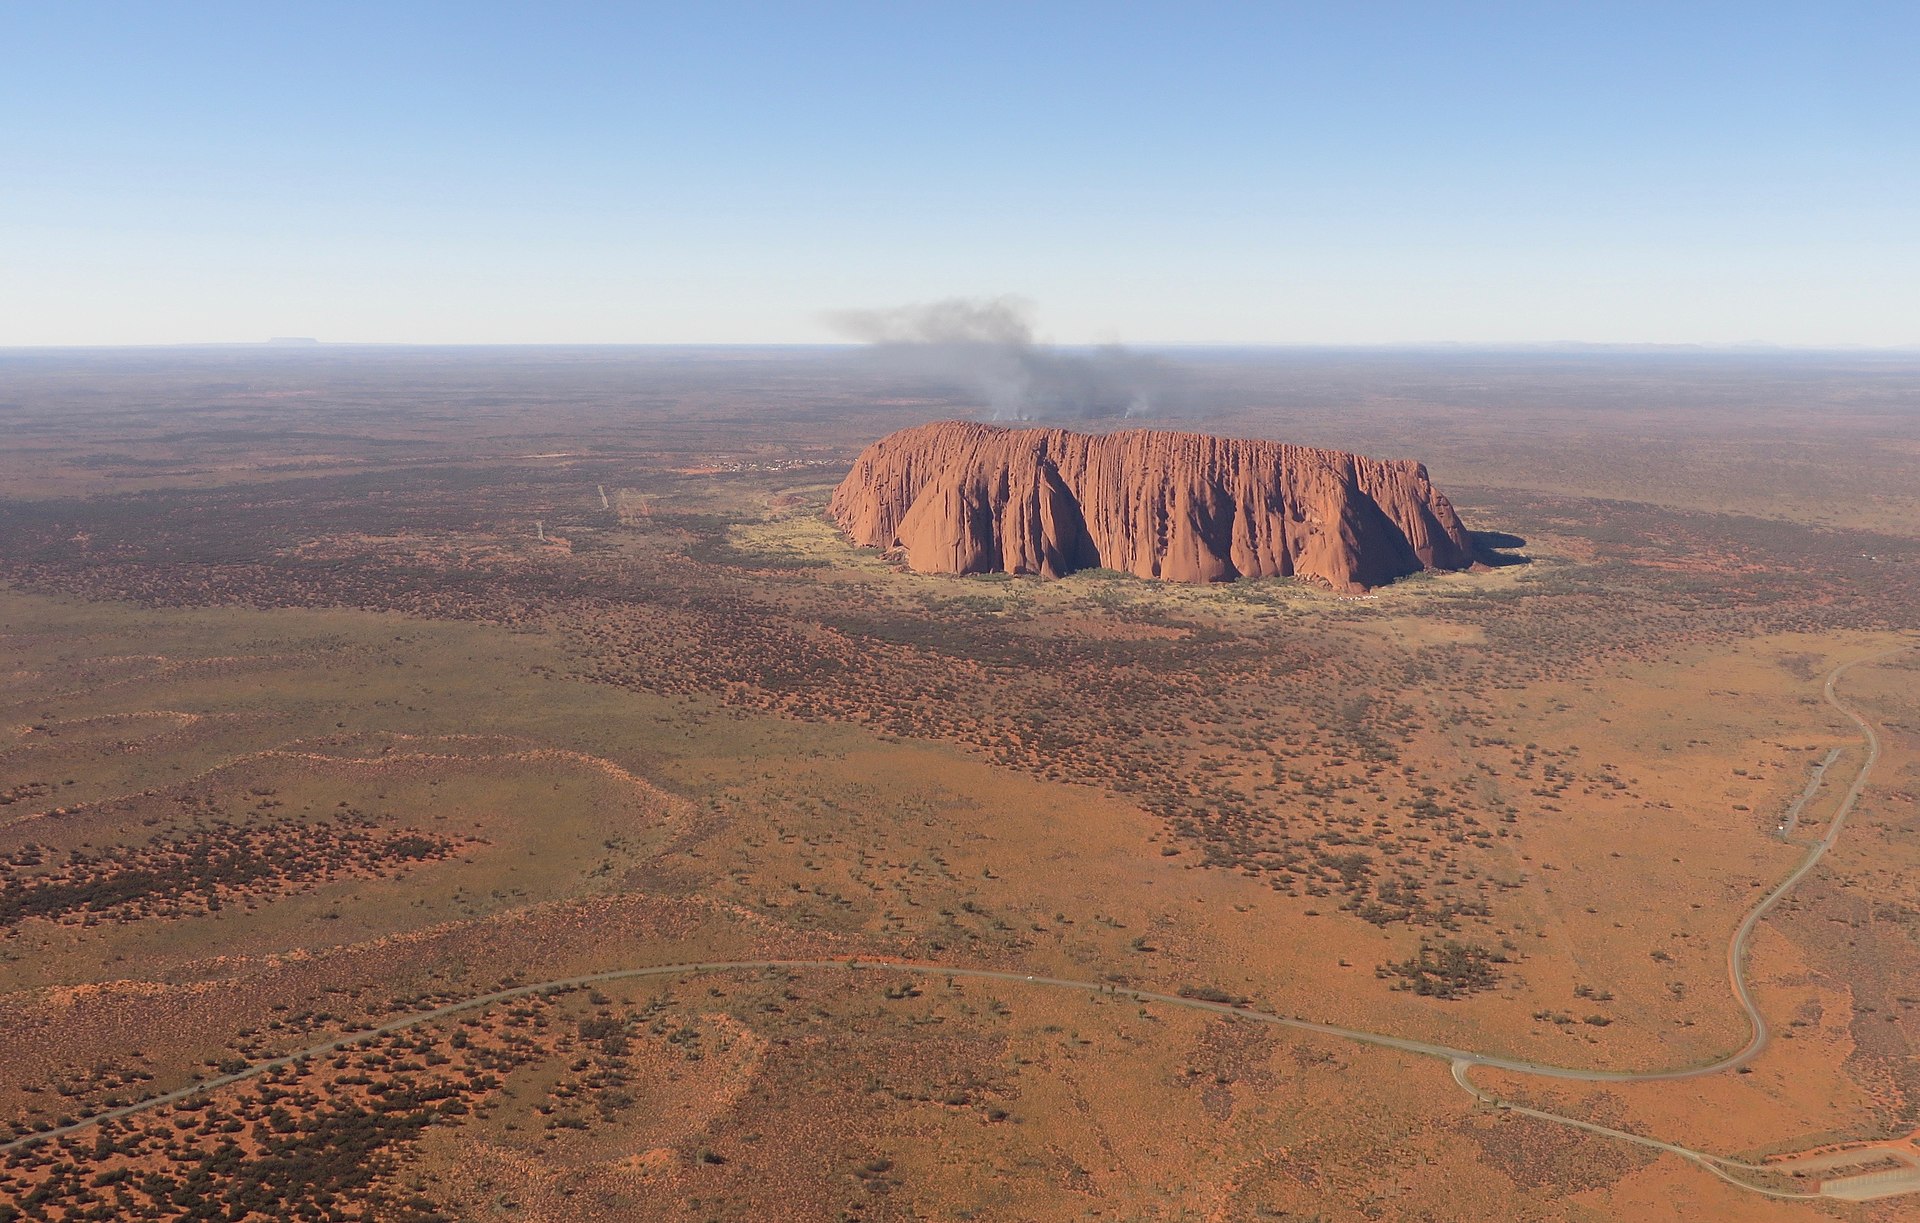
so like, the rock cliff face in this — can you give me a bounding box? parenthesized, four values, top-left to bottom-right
(829, 421, 1475, 592)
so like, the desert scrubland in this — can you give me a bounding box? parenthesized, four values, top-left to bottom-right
(1, 346, 1917, 1220)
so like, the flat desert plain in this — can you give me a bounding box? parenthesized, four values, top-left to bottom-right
(1, 346, 1917, 1221)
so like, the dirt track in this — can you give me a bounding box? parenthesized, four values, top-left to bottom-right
(8, 645, 1912, 1201)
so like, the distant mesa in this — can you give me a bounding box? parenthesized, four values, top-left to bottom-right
(265, 336, 321, 346)
(830, 421, 1477, 593)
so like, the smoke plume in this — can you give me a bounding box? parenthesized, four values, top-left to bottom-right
(829, 296, 1179, 421)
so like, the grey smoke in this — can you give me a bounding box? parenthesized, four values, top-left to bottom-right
(829, 297, 1179, 421)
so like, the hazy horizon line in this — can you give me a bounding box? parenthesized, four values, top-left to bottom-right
(5, 339, 1919, 356)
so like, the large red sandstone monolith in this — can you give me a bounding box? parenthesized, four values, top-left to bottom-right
(828, 421, 1474, 593)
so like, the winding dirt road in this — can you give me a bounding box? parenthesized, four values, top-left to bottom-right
(6, 646, 1910, 1201)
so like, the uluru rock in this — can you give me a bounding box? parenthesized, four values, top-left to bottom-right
(829, 421, 1475, 593)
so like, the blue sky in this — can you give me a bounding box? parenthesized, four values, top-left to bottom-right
(3, 1, 1914, 345)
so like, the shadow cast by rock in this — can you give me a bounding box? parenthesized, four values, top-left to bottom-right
(1470, 530, 1531, 569)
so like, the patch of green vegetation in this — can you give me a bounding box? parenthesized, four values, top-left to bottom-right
(1375, 939, 1507, 1000)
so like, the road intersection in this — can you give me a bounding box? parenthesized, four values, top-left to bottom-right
(7, 646, 1911, 1201)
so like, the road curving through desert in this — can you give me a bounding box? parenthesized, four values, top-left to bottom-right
(6, 645, 1911, 1200)
(1450, 642, 1911, 1197)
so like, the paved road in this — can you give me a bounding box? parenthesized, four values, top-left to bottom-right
(6, 646, 1909, 1201)
(1452, 644, 1908, 1199)
(0, 956, 1567, 1157)
(1450, 645, 1904, 1086)
(1446, 1059, 1813, 1199)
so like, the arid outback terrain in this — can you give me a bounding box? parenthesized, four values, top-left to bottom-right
(1, 345, 1917, 1222)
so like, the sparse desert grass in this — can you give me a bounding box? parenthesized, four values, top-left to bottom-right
(1, 348, 1916, 1219)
